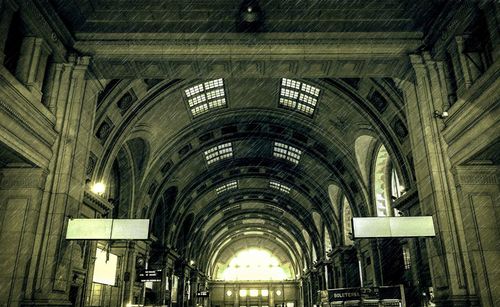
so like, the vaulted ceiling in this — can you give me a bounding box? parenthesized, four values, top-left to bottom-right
(50, 0, 444, 278)
(91, 76, 413, 277)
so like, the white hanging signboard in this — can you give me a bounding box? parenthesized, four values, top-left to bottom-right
(352, 216, 435, 238)
(66, 219, 150, 240)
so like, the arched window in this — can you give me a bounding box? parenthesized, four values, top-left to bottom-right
(374, 144, 406, 217)
(342, 197, 354, 246)
(324, 226, 332, 255)
(391, 167, 404, 199)
(374, 145, 390, 216)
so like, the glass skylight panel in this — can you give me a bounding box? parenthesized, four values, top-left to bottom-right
(216, 181, 238, 194)
(273, 142, 302, 165)
(204, 142, 233, 165)
(279, 78, 320, 116)
(270, 181, 291, 194)
(185, 79, 226, 117)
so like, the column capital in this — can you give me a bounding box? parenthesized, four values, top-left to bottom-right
(409, 54, 425, 66)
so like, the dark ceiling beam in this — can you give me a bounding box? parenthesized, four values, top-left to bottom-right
(74, 34, 420, 78)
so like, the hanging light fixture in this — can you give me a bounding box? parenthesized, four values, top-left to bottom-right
(237, 0, 264, 32)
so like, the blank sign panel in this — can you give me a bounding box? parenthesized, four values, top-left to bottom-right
(352, 216, 435, 238)
(66, 219, 113, 240)
(66, 219, 150, 240)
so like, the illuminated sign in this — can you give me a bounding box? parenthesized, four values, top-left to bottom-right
(197, 291, 210, 297)
(138, 269, 162, 282)
(66, 219, 149, 240)
(352, 216, 435, 238)
(325, 286, 403, 302)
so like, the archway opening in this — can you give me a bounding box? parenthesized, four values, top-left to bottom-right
(219, 248, 291, 281)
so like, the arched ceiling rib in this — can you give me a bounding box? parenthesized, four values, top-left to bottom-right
(184, 197, 323, 259)
(199, 218, 310, 279)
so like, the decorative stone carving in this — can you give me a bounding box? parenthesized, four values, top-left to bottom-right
(368, 90, 388, 113)
(456, 165, 498, 185)
(148, 181, 158, 196)
(117, 90, 137, 113)
(145, 78, 162, 89)
(86, 152, 97, 177)
(161, 161, 173, 174)
(392, 117, 408, 140)
(96, 117, 114, 142)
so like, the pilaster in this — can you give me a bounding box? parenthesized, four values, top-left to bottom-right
(454, 165, 500, 307)
(402, 52, 479, 306)
(0, 167, 47, 307)
(24, 56, 100, 306)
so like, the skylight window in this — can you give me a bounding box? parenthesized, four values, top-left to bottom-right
(279, 78, 320, 116)
(204, 142, 233, 165)
(216, 181, 238, 194)
(273, 142, 302, 165)
(185, 79, 226, 117)
(270, 181, 291, 194)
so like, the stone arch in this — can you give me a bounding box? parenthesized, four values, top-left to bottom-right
(126, 137, 150, 181)
(176, 213, 194, 252)
(327, 183, 341, 219)
(109, 145, 135, 218)
(355, 134, 378, 188)
(151, 186, 178, 242)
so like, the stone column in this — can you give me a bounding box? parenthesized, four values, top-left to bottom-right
(454, 165, 500, 307)
(0, 167, 47, 307)
(401, 52, 479, 306)
(122, 242, 137, 306)
(269, 284, 275, 307)
(22, 56, 101, 306)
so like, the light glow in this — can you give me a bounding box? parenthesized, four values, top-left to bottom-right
(204, 142, 233, 165)
(222, 249, 289, 281)
(270, 180, 291, 193)
(273, 142, 302, 165)
(279, 78, 320, 116)
(91, 182, 106, 195)
(185, 79, 226, 117)
(215, 180, 238, 194)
